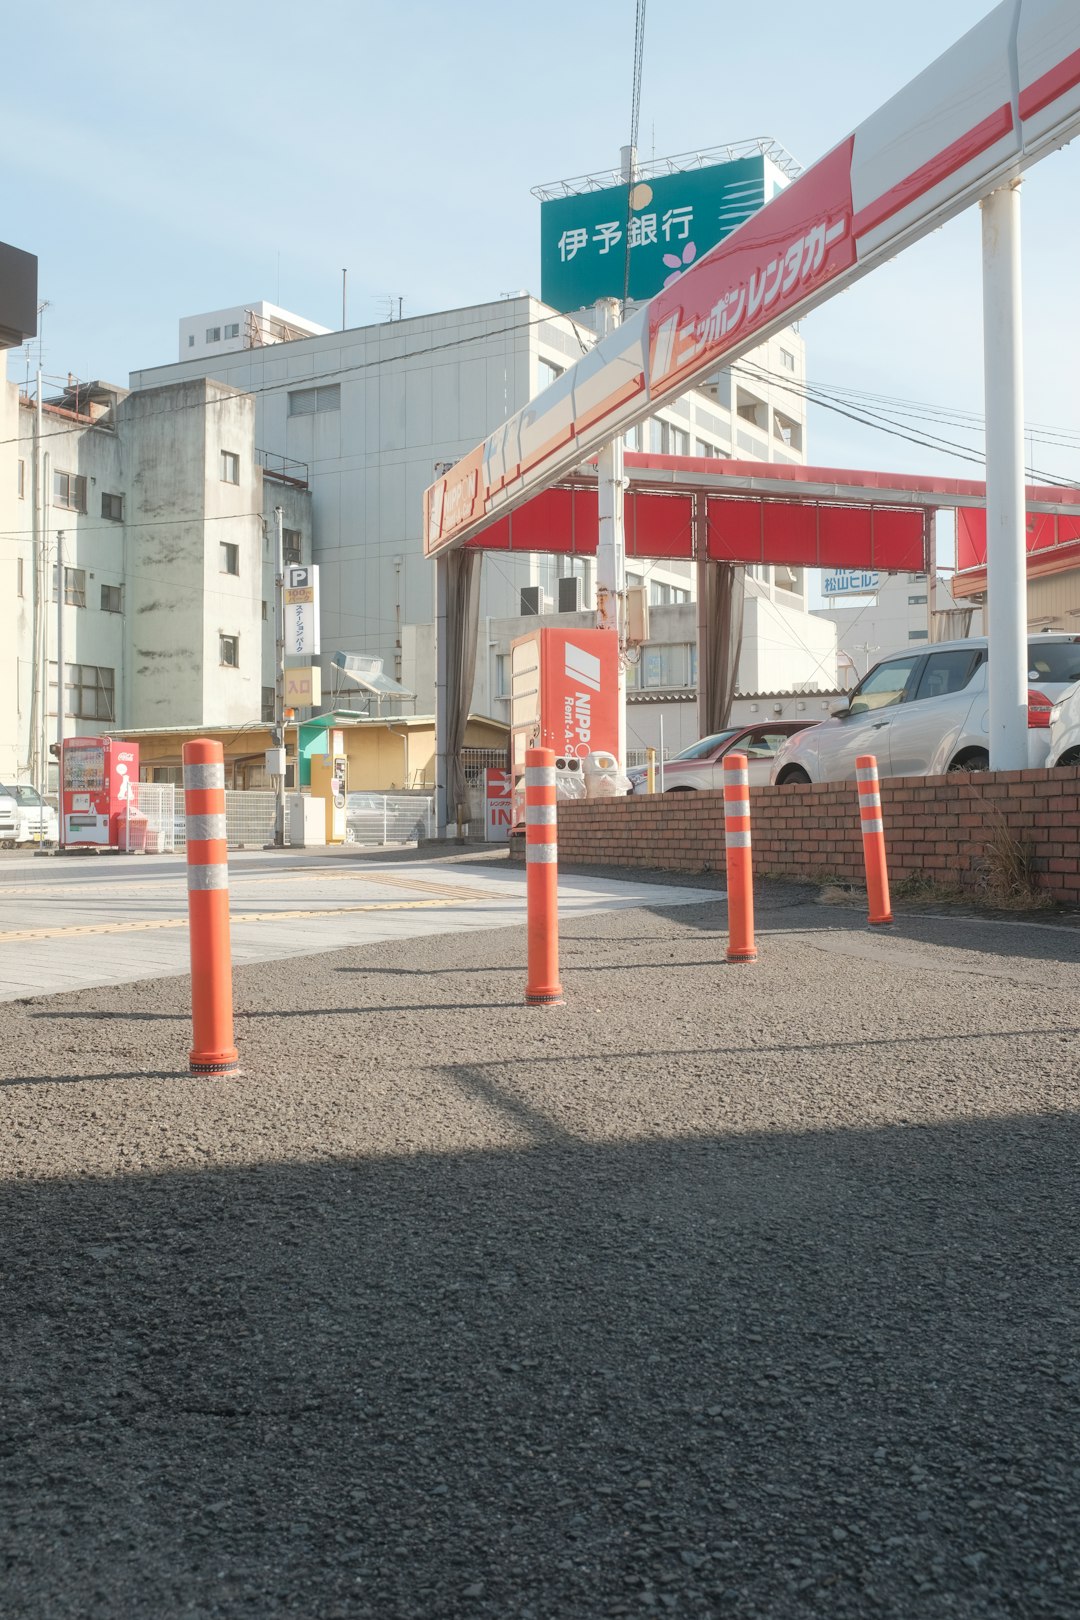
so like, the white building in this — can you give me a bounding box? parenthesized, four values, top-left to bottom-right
(133, 295, 833, 721)
(179, 302, 329, 363)
(814, 570, 982, 684)
(6, 373, 311, 788)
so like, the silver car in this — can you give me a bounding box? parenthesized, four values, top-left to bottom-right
(770, 634, 1080, 784)
(1047, 681, 1080, 766)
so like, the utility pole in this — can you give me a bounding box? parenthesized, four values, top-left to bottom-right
(274, 505, 286, 847)
(55, 530, 65, 756)
(594, 298, 627, 767)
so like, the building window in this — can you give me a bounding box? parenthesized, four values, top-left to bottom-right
(283, 528, 302, 565)
(50, 662, 115, 720)
(669, 426, 689, 457)
(17, 557, 24, 596)
(495, 654, 510, 698)
(52, 566, 87, 607)
(261, 599, 268, 621)
(262, 686, 276, 722)
(908, 572, 927, 583)
(223, 322, 240, 339)
(220, 541, 240, 575)
(220, 634, 240, 668)
(780, 348, 796, 372)
(288, 384, 340, 416)
(101, 492, 124, 521)
(908, 593, 927, 605)
(188, 334, 195, 348)
(623, 423, 642, 452)
(100, 584, 123, 613)
(53, 471, 87, 511)
(536, 358, 564, 392)
(17, 459, 25, 498)
(695, 439, 717, 457)
(206, 326, 221, 343)
(220, 450, 240, 484)
(908, 629, 929, 641)
(640, 644, 690, 688)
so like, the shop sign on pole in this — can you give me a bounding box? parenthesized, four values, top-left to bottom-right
(284, 667, 322, 707)
(285, 565, 321, 657)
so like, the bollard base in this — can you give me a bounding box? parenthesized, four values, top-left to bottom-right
(189, 1050, 240, 1077)
(868, 916, 893, 926)
(725, 949, 758, 964)
(525, 989, 565, 1006)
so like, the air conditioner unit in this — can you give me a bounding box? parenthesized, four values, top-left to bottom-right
(520, 587, 553, 616)
(557, 576, 581, 613)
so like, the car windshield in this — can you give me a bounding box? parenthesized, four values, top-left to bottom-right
(1026, 640, 1080, 685)
(1, 784, 46, 807)
(671, 730, 744, 762)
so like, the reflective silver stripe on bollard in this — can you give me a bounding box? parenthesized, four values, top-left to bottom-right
(187, 863, 230, 890)
(525, 765, 557, 788)
(183, 761, 226, 791)
(526, 803, 557, 825)
(186, 813, 228, 842)
(526, 842, 558, 864)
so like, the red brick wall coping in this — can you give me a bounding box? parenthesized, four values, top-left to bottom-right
(508, 767, 1080, 904)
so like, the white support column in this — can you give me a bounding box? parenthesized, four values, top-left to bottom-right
(594, 298, 627, 766)
(981, 181, 1028, 771)
(435, 552, 450, 837)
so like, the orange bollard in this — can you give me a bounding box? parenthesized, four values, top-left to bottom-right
(723, 752, 757, 963)
(524, 747, 564, 1006)
(856, 754, 893, 925)
(182, 739, 239, 1075)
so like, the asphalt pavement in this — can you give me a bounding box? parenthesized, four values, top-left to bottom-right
(2, 858, 1078, 1619)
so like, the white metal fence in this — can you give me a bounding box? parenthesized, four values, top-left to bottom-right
(122, 783, 178, 853)
(346, 794, 433, 846)
(120, 788, 432, 852)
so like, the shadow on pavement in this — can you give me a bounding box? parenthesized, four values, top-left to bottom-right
(4, 1110, 1079, 1618)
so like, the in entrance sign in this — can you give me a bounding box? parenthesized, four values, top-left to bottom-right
(540, 157, 777, 312)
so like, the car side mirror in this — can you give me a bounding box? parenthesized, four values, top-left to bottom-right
(831, 702, 851, 718)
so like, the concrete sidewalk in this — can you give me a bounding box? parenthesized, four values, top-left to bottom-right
(2, 875, 1078, 1618)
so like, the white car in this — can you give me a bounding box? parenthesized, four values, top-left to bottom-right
(771, 634, 1080, 784)
(0, 783, 59, 847)
(1048, 681, 1080, 766)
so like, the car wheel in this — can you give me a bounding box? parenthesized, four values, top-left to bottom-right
(1055, 748, 1080, 767)
(1, 840, 14, 850)
(777, 766, 811, 785)
(948, 750, 989, 773)
(664, 785, 695, 793)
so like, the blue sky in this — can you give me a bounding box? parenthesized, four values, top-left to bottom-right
(4, 0, 1078, 484)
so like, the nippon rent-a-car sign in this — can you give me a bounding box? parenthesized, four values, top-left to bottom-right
(425, 1, 1080, 557)
(540, 156, 778, 312)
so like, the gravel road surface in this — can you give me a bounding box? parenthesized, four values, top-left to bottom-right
(2, 876, 1078, 1618)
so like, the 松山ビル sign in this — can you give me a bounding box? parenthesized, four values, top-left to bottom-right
(284, 564, 320, 657)
(540, 155, 777, 312)
(823, 571, 881, 597)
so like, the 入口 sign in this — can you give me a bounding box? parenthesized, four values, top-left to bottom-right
(285, 666, 321, 708)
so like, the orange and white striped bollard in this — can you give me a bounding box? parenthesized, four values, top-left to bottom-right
(182, 739, 239, 1075)
(524, 747, 564, 1005)
(856, 754, 893, 925)
(723, 751, 757, 963)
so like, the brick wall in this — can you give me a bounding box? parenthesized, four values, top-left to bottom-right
(515, 767, 1080, 903)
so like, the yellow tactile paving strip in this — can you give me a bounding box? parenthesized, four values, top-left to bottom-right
(0, 869, 501, 903)
(0, 897, 481, 944)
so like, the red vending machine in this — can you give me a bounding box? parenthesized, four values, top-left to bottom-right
(509, 627, 620, 775)
(60, 737, 140, 848)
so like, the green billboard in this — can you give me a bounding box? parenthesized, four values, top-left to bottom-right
(539, 155, 777, 313)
